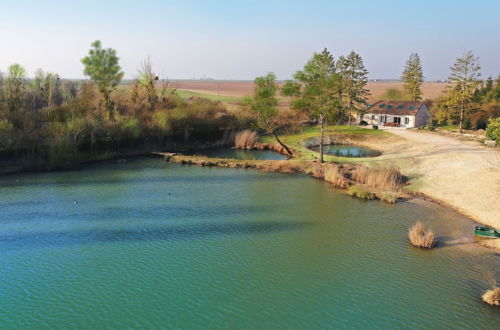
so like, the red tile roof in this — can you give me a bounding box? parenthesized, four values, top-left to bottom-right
(366, 100, 426, 116)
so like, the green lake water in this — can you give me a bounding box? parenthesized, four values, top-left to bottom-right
(0, 157, 498, 328)
(185, 147, 288, 160)
(308, 144, 381, 157)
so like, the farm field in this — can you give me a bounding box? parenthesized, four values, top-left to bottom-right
(168, 81, 448, 101)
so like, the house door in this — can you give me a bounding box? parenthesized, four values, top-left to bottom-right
(393, 117, 401, 124)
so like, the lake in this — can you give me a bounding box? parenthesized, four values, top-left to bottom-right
(0, 157, 498, 328)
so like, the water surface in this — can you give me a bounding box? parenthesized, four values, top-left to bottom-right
(0, 158, 498, 328)
(308, 144, 381, 157)
(185, 147, 288, 160)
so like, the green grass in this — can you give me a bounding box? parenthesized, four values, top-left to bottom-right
(115, 85, 242, 103)
(437, 125, 459, 131)
(259, 125, 390, 162)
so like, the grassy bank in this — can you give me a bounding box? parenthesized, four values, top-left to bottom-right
(259, 125, 390, 162)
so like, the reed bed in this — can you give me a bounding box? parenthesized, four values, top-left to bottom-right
(351, 165, 405, 191)
(235, 130, 257, 148)
(482, 276, 500, 306)
(408, 221, 437, 248)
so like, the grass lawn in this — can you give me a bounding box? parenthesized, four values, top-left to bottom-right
(259, 125, 390, 162)
(437, 125, 459, 131)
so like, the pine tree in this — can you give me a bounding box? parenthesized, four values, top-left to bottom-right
(81, 40, 124, 120)
(447, 50, 481, 132)
(401, 53, 424, 101)
(282, 48, 341, 163)
(337, 51, 370, 125)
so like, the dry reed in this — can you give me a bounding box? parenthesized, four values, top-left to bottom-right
(482, 276, 500, 306)
(408, 221, 437, 248)
(234, 130, 257, 148)
(351, 165, 405, 191)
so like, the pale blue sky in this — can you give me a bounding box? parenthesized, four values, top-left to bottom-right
(0, 0, 499, 80)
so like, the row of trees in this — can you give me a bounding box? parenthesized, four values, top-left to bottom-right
(0, 41, 249, 166)
(400, 51, 499, 133)
(247, 49, 370, 162)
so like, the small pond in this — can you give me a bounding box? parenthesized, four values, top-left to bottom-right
(308, 144, 381, 157)
(185, 147, 288, 160)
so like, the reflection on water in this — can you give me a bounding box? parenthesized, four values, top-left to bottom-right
(0, 158, 498, 328)
(308, 144, 381, 157)
(185, 147, 288, 160)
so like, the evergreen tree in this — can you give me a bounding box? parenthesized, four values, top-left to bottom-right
(337, 51, 370, 125)
(81, 40, 124, 119)
(401, 53, 424, 101)
(283, 48, 341, 163)
(447, 50, 481, 132)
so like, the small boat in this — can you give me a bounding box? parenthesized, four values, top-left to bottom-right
(474, 226, 500, 239)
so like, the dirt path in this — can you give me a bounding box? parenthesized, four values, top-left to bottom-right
(376, 128, 500, 232)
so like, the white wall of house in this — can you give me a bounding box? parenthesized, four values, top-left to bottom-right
(361, 113, 416, 128)
(414, 104, 430, 127)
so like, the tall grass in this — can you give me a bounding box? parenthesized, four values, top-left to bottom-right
(235, 130, 257, 148)
(351, 165, 405, 191)
(408, 222, 437, 248)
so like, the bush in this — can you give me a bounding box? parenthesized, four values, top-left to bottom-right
(486, 117, 500, 143)
(408, 222, 437, 248)
(372, 125, 378, 130)
(360, 120, 368, 126)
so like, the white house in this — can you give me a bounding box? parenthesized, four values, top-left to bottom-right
(361, 100, 430, 128)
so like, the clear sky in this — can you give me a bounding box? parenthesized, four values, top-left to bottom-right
(0, 0, 499, 80)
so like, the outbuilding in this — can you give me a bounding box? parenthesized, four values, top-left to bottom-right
(361, 100, 430, 128)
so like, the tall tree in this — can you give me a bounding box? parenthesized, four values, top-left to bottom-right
(246, 72, 292, 155)
(283, 48, 341, 163)
(138, 56, 159, 112)
(401, 53, 424, 101)
(4, 64, 26, 113)
(81, 40, 124, 119)
(447, 50, 481, 132)
(337, 51, 370, 125)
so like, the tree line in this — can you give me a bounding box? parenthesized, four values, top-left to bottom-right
(0, 41, 499, 167)
(0, 41, 250, 168)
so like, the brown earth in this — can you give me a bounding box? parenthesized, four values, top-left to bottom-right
(171, 81, 448, 100)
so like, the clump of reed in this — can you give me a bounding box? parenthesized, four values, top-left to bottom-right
(234, 130, 257, 148)
(348, 185, 376, 200)
(482, 276, 500, 307)
(408, 221, 437, 248)
(351, 164, 405, 191)
(324, 165, 349, 188)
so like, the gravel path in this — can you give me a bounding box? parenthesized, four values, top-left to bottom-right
(378, 128, 500, 231)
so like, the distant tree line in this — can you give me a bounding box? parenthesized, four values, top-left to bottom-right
(0, 41, 250, 167)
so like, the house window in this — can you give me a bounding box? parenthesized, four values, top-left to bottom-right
(381, 115, 385, 123)
(372, 115, 375, 120)
(405, 117, 410, 125)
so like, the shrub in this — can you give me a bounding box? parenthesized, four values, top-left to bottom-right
(486, 117, 500, 143)
(348, 186, 376, 200)
(360, 120, 368, 126)
(372, 125, 378, 130)
(408, 222, 437, 248)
